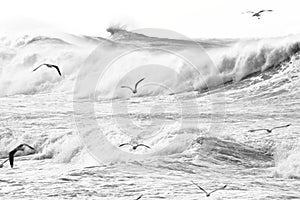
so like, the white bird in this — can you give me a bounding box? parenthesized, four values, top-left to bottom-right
(9, 144, 35, 168)
(243, 10, 273, 19)
(191, 181, 227, 197)
(121, 78, 145, 94)
(33, 63, 62, 76)
(248, 124, 291, 133)
(119, 143, 150, 150)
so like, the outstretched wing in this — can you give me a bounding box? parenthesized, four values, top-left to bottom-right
(51, 65, 62, 76)
(119, 143, 132, 147)
(208, 184, 227, 195)
(121, 86, 134, 93)
(32, 64, 45, 72)
(242, 11, 255, 14)
(271, 124, 291, 131)
(136, 144, 150, 149)
(191, 181, 208, 195)
(20, 144, 35, 151)
(134, 78, 145, 90)
(9, 151, 15, 168)
(257, 10, 273, 15)
(258, 9, 273, 14)
(135, 194, 143, 200)
(248, 128, 268, 132)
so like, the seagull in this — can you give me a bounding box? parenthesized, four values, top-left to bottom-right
(248, 124, 291, 133)
(243, 10, 273, 19)
(121, 78, 145, 94)
(0, 159, 9, 168)
(32, 63, 62, 76)
(135, 194, 143, 200)
(191, 181, 227, 197)
(119, 143, 150, 150)
(9, 144, 35, 168)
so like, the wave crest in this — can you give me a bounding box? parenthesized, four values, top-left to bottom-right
(1, 31, 300, 98)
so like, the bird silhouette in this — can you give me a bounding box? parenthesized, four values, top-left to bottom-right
(191, 181, 227, 197)
(243, 10, 273, 19)
(33, 63, 62, 76)
(9, 144, 35, 168)
(119, 143, 150, 150)
(248, 124, 291, 133)
(121, 78, 145, 94)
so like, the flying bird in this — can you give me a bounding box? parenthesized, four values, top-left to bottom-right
(248, 124, 291, 133)
(243, 10, 273, 19)
(33, 63, 62, 76)
(9, 144, 35, 168)
(0, 159, 9, 168)
(135, 194, 143, 200)
(121, 78, 145, 94)
(191, 181, 227, 197)
(119, 143, 150, 150)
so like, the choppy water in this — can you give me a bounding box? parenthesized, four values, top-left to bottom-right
(0, 28, 299, 199)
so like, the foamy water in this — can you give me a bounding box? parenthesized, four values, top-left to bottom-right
(0, 29, 299, 199)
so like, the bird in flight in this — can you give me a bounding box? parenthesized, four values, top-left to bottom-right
(119, 143, 150, 150)
(248, 124, 291, 133)
(33, 63, 62, 76)
(9, 144, 35, 168)
(191, 181, 227, 197)
(121, 78, 145, 94)
(243, 10, 273, 19)
(135, 194, 143, 200)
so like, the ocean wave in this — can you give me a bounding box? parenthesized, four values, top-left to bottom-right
(0, 29, 299, 98)
(272, 141, 300, 179)
(192, 136, 274, 168)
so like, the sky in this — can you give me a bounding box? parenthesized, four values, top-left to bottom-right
(1, 0, 300, 38)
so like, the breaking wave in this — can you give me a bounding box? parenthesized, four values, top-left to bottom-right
(0, 28, 299, 169)
(0, 29, 299, 98)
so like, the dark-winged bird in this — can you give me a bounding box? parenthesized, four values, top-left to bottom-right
(33, 63, 62, 76)
(248, 124, 291, 133)
(9, 144, 35, 168)
(191, 181, 227, 197)
(119, 143, 150, 150)
(243, 10, 273, 19)
(121, 78, 145, 94)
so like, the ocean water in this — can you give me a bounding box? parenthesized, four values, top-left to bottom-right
(0, 29, 299, 199)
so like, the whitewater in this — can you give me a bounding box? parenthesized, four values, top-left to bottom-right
(0, 28, 299, 199)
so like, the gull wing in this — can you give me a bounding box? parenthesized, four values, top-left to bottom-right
(51, 65, 62, 76)
(119, 143, 132, 147)
(208, 184, 227, 195)
(136, 144, 151, 149)
(9, 150, 16, 168)
(20, 144, 35, 151)
(121, 86, 134, 93)
(134, 78, 145, 90)
(248, 128, 268, 132)
(271, 124, 291, 131)
(32, 64, 45, 72)
(258, 10, 273, 14)
(242, 11, 255, 14)
(191, 181, 208, 195)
